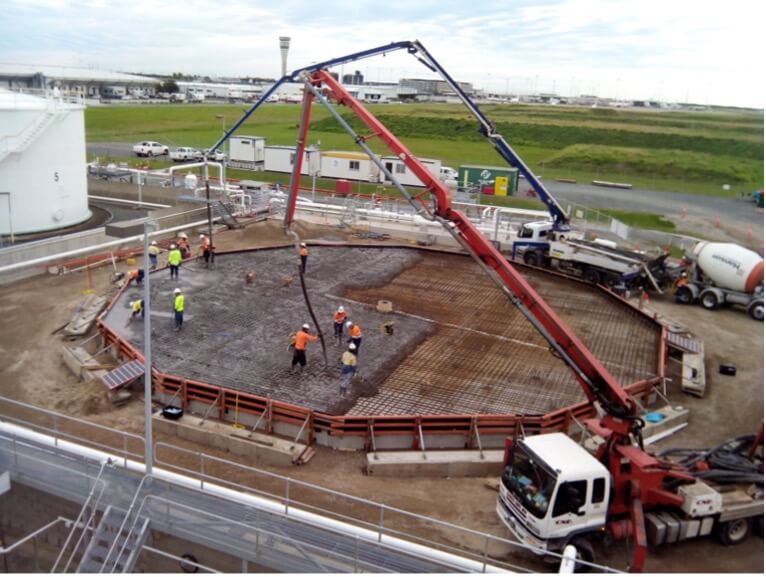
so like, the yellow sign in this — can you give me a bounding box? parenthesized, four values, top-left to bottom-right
(495, 176, 509, 196)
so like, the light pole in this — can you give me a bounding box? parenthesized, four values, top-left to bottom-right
(141, 220, 156, 474)
(107, 218, 157, 474)
(215, 114, 226, 156)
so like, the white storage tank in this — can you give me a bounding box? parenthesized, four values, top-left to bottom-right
(693, 241, 764, 293)
(0, 89, 91, 236)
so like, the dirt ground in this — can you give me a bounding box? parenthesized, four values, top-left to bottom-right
(0, 219, 763, 573)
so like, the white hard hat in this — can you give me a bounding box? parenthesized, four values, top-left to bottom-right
(348, 343, 356, 351)
(151, 240, 157, 245)
(300, 242, 307, 247)
(345, 321, 352, 328)
(302, 323, 310, 330)
(338, 306, 344, 312)
(174, 288, 181, 294)
(681, 272, 687, 277)
(170, 244, 177, 249)
(199, 234, 205, 239)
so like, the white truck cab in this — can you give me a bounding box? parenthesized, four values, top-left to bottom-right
(439, 166, 458, 181)
(497, 433, 609, 552)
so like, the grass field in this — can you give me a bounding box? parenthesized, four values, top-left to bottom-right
(86, 102, 763, 197)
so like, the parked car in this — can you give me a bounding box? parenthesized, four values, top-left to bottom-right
(170, 147, 203, 162)
(203, 148, 226, 162)
(133, 141, 169, 157)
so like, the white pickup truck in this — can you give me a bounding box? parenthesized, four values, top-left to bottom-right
(170, 147, 203, 162)
(132, 141, 169, 157)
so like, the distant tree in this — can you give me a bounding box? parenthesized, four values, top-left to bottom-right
(159, 80, 179, 93)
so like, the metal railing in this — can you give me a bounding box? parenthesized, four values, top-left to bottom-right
(152, 442, 544, 572)
(0, 396, 144, 466)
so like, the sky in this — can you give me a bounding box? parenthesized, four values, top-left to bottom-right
(1, 0, 764, 108)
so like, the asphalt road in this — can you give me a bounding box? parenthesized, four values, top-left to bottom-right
(86, 141, 763, 234)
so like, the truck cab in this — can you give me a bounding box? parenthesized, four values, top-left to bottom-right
(497, 433, 609, 553)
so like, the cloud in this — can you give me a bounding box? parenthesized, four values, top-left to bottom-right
(1, 0, 763, 107)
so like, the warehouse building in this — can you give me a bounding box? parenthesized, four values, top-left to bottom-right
(0, 63, 160, 100)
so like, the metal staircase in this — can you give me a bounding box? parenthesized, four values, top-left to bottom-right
(177, 194, 241, 229)
(76, 506, 150, 573)
(212, 200, 241, 228)
(0, 106, 64, 164)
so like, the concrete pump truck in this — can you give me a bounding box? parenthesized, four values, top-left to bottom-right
(210, 40, 763, 572)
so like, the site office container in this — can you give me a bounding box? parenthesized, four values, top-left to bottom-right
(321, 151, 379, 182)
(229, 136, 266, 170)
(457, 165, 518, 196)
(264, 145, 320, 176)
(380, 156, 442, 188)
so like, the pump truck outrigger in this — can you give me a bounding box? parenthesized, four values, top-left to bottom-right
(208, 40, 763, 572)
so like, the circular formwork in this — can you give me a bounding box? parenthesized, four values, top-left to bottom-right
(99, 244, 665, 451)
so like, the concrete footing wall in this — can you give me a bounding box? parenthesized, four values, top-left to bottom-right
(153, 411, 305, 467)
(366, 450, 504, 477)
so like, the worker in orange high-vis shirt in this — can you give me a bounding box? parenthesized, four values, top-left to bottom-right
(333, 306, 347, 346)
(299, 242, 308, 274)
(346, 321, 362, 354)
(198, 234, 212, 267)
(291, 323, 319, 374)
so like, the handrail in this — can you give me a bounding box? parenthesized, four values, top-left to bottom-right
(0, 396, 143, 466)
(103, 474, 153, 572)
(53, 460, 112, 573)
(154, 443, 515, 556)
(0, 517, 70, 555)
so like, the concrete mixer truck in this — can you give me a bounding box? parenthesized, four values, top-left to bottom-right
(675, 242, 764, 321)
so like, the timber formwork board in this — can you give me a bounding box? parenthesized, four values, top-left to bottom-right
(100, 246, 662, 418)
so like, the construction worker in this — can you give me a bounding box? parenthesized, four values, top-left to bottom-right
(129, 298, 144, 321)
(177, 233, 190, 259)
(148, 240, 160, 270)
(198, 234, 212, 267)
(126, 268, 144, 287)
(299, 242, 308, 274)
(291, 323, 318, 373)
(346, 321, 362, 354)
(173, 288, 185, 331)
(167, 244, 182, 279)
(339, 343, 357, 397)
(333, 306, 347, 345)
(674, 272, 689, 302)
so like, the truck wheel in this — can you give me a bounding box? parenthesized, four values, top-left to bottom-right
(747, 300, 764, 321)
(604, 272, 621, 288)
(147, 151, 154, 157)
(523, 251, 541, 266)
(675, 286, 694, 304)
(716, 518, 752, 546)
(570, 537, 595, 573)
(583, 268, 601, 285)
(700, 289, 720, 310)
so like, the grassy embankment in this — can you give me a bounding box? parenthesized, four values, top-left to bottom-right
(85, 103, 763, 230)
